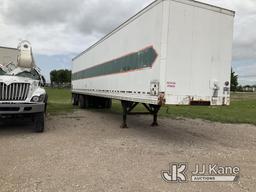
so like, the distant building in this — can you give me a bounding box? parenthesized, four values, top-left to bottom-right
(243, 86, 256, 92)
(0, 46, 18, 66)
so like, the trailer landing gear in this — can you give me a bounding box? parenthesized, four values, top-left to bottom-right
(120, 100, 161, 128)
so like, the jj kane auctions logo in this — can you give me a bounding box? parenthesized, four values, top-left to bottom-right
(162, 163, 240, 182)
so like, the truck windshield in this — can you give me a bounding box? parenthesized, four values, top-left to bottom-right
(15, 69, 41, 80)
(0, 68, 6, 75)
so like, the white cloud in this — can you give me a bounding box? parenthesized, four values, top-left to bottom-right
(2, 0, 84, 25)
(1, 0, 255, 60)
(0, 0, 153, 55)
(200, 0, 256, 61)
(235, 62, 256, 77)
(0, 0, 255, 84)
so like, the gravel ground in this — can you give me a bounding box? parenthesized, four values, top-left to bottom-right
(0, 110, 255, 192)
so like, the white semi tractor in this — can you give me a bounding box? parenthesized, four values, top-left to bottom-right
(0, 41, 47, 132)
(72, 0, 235, 128)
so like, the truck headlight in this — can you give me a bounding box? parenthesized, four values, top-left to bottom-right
(31, 94, 45, 102)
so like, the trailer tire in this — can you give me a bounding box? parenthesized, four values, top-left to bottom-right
(105, 98, 112, 109)
(72, 94, 79, 106)
(33, 113, 45, 133)
(78, 95, 86, 108)
(84, 95, 90, 108)
(91, 96, 98, 108)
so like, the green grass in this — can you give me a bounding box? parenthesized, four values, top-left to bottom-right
(46, 88, 73, 114)
(46, 88, 256, 125)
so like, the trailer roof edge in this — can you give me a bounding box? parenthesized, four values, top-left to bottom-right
(72, 0, 235, 61)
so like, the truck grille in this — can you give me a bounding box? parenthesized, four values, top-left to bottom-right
(0, 83, 30, 101)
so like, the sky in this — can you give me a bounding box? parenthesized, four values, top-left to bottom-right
(0, 0, 255, 85)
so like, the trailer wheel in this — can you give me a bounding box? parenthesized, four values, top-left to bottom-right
(72, 94, 79, 106)
(84, 95, 90, 108)
(78, 95, 86, 108)
(91, 96, 99, 108)
(96, 97, 104, 108)
(33, 112, 45, 133)
(105, 99, 112, 109)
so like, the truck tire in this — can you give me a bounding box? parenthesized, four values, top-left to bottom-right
(44, 94, 48, 113)
(78, 95, 85, 108)
(72, 94, 79, 106)
(33, 113, 45, 133)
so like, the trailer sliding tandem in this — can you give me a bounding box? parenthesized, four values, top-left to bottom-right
(71, 0, 235, 127)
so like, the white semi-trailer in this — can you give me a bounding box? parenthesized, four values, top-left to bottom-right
(72, 0, 235, 128)
(0, 41, 47, 132)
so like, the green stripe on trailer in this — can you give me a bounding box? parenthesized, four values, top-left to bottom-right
(72, 46, 157, 80)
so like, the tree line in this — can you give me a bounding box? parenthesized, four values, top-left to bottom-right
(50, 69, 71, 86)
(230, 68, 255, 92)
(231, 68, 238, 91)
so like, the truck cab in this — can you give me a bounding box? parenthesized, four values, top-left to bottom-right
(0, 41, 47, 132)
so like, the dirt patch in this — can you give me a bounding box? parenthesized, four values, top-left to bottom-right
(0, 110, 255, 191)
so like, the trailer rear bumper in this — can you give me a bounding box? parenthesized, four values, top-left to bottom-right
(0, 103, 45, 115)
(165, 95, 230, 106)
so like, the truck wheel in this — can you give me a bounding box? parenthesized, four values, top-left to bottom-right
(78, 95, 85, 108)
(72, 94, 78, 106)
(44, 94, 48, 113)
(34, 113, 45, 133)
